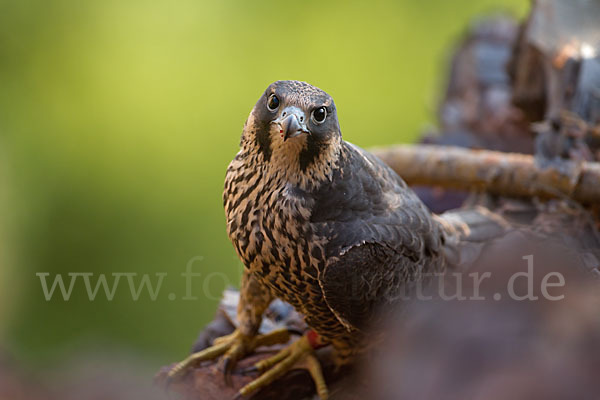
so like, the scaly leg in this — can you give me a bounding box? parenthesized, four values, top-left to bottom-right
(167, 327, 290, 382)
(168, 270, 278, 384)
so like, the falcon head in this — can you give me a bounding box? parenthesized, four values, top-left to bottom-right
(242, 80, 342, 175)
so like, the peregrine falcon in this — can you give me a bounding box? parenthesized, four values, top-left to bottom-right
(169, 80, 455, 399)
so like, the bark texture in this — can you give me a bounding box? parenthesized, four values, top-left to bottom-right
(372, 144, 600, 205)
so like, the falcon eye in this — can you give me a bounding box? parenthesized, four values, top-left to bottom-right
(267, 94, 279, 111)
(312, 106, 327, 124)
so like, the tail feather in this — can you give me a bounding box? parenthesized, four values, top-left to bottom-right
(435, 206, 511, 269)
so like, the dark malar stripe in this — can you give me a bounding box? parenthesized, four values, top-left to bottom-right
(255, 121, 272, 162)
(299, 135, 325, 172)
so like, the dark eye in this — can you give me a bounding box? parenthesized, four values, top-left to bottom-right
(267, 94, 279, 111)
(312, 106, 327, 124)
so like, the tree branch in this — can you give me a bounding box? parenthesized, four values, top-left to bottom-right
(372, 144, 600, 205)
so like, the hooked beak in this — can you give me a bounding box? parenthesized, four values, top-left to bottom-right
(272, 106, 310, 141)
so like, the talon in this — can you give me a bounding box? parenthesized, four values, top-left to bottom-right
(166, 330, 245, 384)
(240, 365, 258, 375)
(165, 328, 292, 387)
(232, 392, 245, 400)
(166, 339, 230, 383)
(222, 356, 234, 386)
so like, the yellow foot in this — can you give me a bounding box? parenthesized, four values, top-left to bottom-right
(237, 335, 329, 400)
(166, 328, 290, 385)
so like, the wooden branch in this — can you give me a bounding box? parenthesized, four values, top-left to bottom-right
(372, 144, 600, 205)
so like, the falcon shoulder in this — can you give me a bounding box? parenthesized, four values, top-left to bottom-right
(310, 141, 444, 331)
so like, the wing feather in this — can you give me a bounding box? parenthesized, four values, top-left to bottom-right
(312, 142, 444, 330)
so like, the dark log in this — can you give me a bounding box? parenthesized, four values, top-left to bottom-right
(415, 15, 533, 213)
(510, 0, 600, 162)
(434, 15, 533, 154)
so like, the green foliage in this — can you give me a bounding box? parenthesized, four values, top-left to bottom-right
(0, 0, 526, 367)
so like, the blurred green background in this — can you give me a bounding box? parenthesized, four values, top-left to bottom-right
(0, 0, 527, 370)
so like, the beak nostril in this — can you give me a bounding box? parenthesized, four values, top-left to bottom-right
(276, 107, 310, 141)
